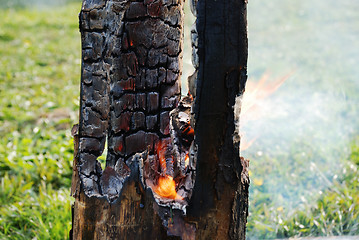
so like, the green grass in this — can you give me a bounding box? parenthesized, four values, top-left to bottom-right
(0, 0, 80, 9)
(0, 0, 359, 239)
(247, 145, 359, 239)
(0, 2, 81, 239)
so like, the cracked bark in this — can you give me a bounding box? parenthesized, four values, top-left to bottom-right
(186, 0, 249, 239)
(70, 0, 249, 239)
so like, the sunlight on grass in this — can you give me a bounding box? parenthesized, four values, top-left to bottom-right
(0, 2, 81, 239)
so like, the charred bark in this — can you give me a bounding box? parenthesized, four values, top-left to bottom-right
(70, 0, 249, 239)
(187, 0, 249, 239)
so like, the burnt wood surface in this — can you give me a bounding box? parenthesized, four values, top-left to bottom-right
(76, 0, 183, 199)
(72, 0, 186, 239)
(71, 0, 249, 239)
(187, 0, 249, 239)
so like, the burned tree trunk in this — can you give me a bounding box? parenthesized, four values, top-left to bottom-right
(70, 0, 249, 239)
(187, 0, 249, 239)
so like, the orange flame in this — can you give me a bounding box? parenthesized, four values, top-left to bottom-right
(153, 141, 183, 200)
(240, 136, 257, 151)
(154, 176, 183, 200)
(240, 72, 292, 151)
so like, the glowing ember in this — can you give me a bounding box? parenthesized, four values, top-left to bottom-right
(187, 91, 194, 101)
(240, 72, 291, 151)
(182, 125, 194, 137)
(184, 153, 189, 167)
(153, 141, 183, 200)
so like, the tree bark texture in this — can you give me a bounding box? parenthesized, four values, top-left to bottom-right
(70, 0, 249, 239)
(188, 0, 249, 239)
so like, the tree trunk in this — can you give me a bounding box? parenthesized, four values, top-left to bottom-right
(188, 0, 249, 238)
(70, 0, 249, 239)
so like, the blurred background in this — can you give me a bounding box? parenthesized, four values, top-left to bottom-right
(244, 1, 359, 238)
(0, 0, 358, 239)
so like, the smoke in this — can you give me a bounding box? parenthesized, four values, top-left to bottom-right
(240, 73, 358, 209)
(242, 0, 359, 210)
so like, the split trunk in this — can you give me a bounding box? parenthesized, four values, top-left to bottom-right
(70, 0, 249, 239)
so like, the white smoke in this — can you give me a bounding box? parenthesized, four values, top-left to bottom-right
(244, 0, 359, 210)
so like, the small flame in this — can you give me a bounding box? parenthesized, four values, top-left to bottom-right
(240, 136, 257, 151)
(153, 141, 183, 200)
(154, 176, 183, 200)
(240, 72, 292, 151)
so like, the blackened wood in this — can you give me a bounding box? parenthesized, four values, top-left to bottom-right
(72, 0, 185, 239)
(188, 0, 249, 239)
(71, 0, 249, 239)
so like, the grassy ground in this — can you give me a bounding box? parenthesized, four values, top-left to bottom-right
(247, 144, 359, 238)
(0, 2, 81, 239)
(0, 1, 358, 239)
